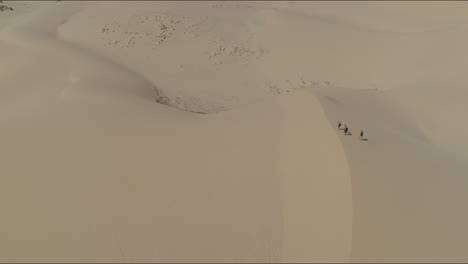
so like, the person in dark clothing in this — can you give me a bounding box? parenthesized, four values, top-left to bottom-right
(338, 122, 342, 129)
(344, 127, 349, 135)
(360, 130, 364, 139)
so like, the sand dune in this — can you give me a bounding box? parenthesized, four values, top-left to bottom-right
(313, 86, 468, 262)
(1, 1, 468, 262)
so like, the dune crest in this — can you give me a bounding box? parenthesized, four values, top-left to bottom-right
(2, 1, 468, 262)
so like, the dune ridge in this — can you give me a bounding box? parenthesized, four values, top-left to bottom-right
(2, 1, 468, 262)
(0, 1, 351, 262)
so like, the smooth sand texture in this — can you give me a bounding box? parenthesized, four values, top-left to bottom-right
(313, 86, 468, 262)
(1, 1, 468, 262)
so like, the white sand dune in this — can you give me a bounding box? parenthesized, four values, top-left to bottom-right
(1, 1, 468, 262)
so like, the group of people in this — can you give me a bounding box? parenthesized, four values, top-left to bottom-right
(338, 121, 364, 140)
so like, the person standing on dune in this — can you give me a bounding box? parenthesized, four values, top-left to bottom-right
(360, 130, 364, 139)
(344, 126, 349, 135)
(338, 122, 342, 129)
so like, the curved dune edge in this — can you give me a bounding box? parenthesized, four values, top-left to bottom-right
(274, 91, 352, 262)
(0, 2, 353, 262)
(312, 86, 468, 262)
(6, 1, 468, 262)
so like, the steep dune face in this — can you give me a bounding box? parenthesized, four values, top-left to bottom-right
(267, 2, 468, 261)
(2, 0, 468, 262)
(0, 2, 351, 262)
(275, 91, 352, 262)
(313, 86, 468, 262)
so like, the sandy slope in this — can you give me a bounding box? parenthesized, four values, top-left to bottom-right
(313, 86, 468, 262)
(0, 2, 351, 262)
(2, 0, 468, 262)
